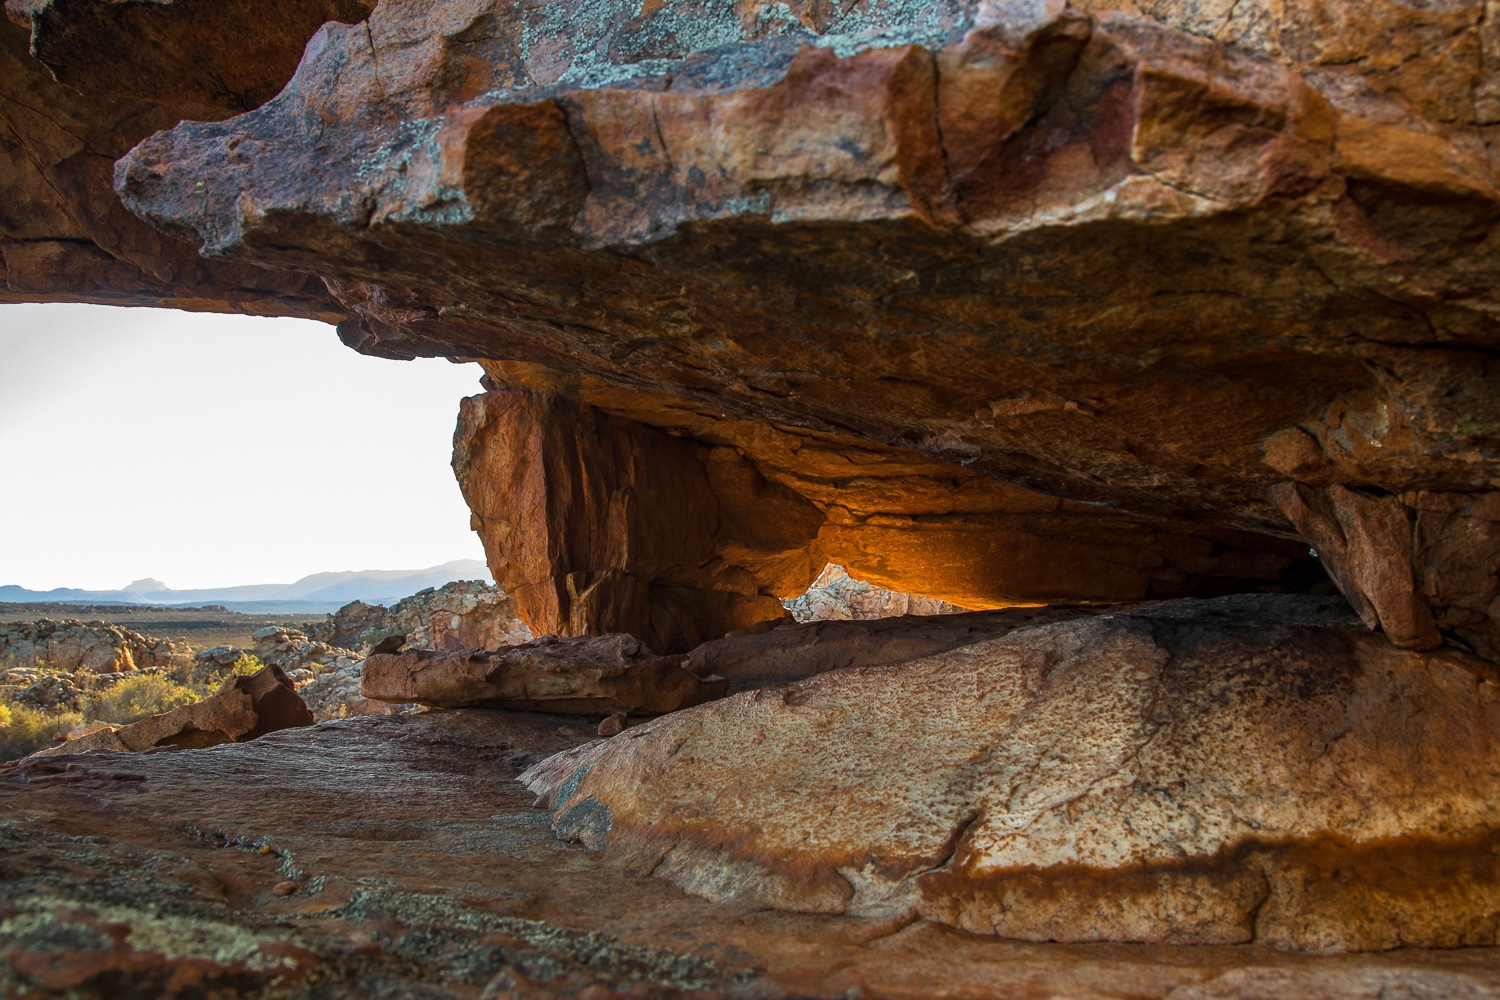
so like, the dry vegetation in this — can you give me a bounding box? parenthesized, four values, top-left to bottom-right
(0, 653, 268, 761)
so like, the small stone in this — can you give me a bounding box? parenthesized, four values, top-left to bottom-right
(597, 712, 627, 737)
(272, 880, 300, 897)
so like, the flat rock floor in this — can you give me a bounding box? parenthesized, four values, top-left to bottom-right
(2, 710, 1497, 999)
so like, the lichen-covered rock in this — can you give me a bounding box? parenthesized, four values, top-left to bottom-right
(362, 633, 725, 715)
(525, 594, 1500, 951)
(295, 659, 405, 721)
(32, 665, 314, 756)
(91, 0, 1497, 638)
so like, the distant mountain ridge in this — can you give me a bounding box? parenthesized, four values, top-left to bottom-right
(0, 560, 492, 610)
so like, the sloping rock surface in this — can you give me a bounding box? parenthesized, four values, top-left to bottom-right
(362, 633, 725, 714)
(33, 665, 313, 755)
(685, 602, 1118, 693)
(526, 594, 1500, 951)
(3, 709, 1499, 999)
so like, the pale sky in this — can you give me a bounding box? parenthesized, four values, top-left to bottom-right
(0, 303, 489, 591)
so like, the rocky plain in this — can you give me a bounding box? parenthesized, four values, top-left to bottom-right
(4, 0, 1500, 995)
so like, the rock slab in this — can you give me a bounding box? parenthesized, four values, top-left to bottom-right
(527, 595, 1500, 951)
(34, 665, 314, 755)
(362, 633, 725, 715)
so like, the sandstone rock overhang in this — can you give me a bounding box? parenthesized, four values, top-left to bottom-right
(2, 0, 1498, 652)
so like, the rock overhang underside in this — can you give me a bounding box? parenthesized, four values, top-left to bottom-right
(68, 0, 1500, 653)
(5, 0, 1500, 969)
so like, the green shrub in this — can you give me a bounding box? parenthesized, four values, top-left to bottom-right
(231, 653, 264, 677)
(84, 675, 200, 725)
(0, 701, 83, 761)
(357, 627, 405, 653)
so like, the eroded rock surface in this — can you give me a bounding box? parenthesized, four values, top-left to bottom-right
(362, 633, 725, 715)
(306, 579, 532, 653)
(527, 594, 1500, 951)
(684, 602, 1116, 693)
(0, 618, 192, 675)
(785, 563, 969, 621)
(86, 0, 1496, 635)
(5, 0, 1495, 647)
(4, 709, 1499, 999)
(32, 664, 314, 755)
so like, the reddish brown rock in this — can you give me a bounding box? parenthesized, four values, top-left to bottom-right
(526, 594, 1500, 951)
(455, 383, 1322, 647)
(5, 0, 1494, 648)
(361, 633, 725, 715)
(6, 709, 1497, 998)
(454, 387, 812, 651)
(0, 0, 355, 316)
(32, 665, 314, 755)
(684, 602, 1119, 693)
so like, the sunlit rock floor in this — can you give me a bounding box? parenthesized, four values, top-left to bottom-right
(2, 710, 1497, 999)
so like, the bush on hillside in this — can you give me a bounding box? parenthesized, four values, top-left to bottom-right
(0, 700, 83, 761)
(232, 653, 264, 677)
(84, 674, 199, 725)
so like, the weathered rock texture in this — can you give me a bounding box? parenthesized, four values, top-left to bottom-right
(0, 0, 360, 315)
(306, 579, 532, 652)
(5, 0, 1496, 650)
(785, 563, 968, 622)
(363, 633, 726, 714)
(684, 601, 1115, 692)
(33, 664, 313, 755)
(0, 618, 192, 675)
(526, 595, 1500, 951)
(7, 710, 1497, 999)
(22, 0, 1476, 650)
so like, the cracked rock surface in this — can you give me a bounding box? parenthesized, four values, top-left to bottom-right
(526, 594, 1500, 950)
(5, 708, 1500, 998)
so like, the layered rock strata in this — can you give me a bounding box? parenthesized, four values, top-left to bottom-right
(7, 710, 1498, 999)
(3, 0, 1495, 650)
(526, 595, 1500, 951)
(62, 0, 1491, 648)
(454, 383, 1322, 647)
(362, 633, 726, 715)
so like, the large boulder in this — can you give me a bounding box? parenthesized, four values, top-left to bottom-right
(684, 602, 1117, 693)
(525, 594, 1500, 951)
(6, 0, 1495, 650)
(33, 665, 314, 755)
